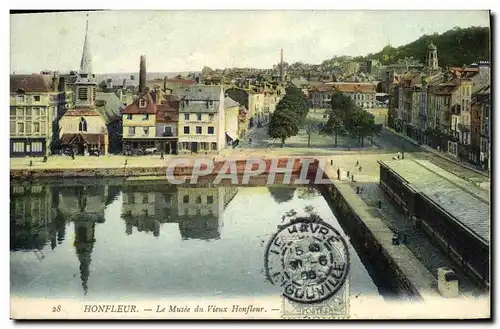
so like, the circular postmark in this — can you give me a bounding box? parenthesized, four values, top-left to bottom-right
(265, 215, 350, 304)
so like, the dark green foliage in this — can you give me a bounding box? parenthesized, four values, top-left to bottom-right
(268, 106, 299, 147)
(368, 26, 490, 67)
(225, 88, 249, 109)
(268, 86, 309, 146)
(323, 92, 381, 147)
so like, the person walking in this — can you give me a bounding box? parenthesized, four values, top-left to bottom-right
(337, 168, 341, 180)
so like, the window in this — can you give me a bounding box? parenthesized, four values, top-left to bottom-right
(25, 108, 32, 116)
(10, 108, 15, 116)
(182, 142, 190, 150)
(184, 113, 189, 120)
(207, 195, 214, 204)
(10, 121, 15, 134)
(201, 142, 209, 150)
(126, 114, 132, 120)
(197, 113, 202, 121)
(183, 195, 189, 203)
(40, 108, 46, 116)
(211, 142, 217, 150)
(16, 108, 24, 116)
(17, 123, 24, 133)
(209, 114, 214, 121)
(143, 114, 149, 121)
(31, 142, 42, 152)
(78, 87, 88, 100)
(79, 117, 88, 132)
(33, 95, 40, 102)
(26, 122, 32, 134)
(164, 126, 172, 135)
(139, 99, 147, 108)
(128, 127, 135, 136)
(196, 196, 202, 204)
(196, 126, 202, 134)
(208, 127, 214, 134)
(16, 95, 24, 103)
(143, 127, 149, 135)
(13, 142, 24, 153)
(33, 122, 40, 133)
(183, 126, 190, 134)
(33, 108, 41, 116)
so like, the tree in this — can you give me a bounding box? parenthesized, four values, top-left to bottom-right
(322, 113, 344, 147)
(268, 107, 299, 147)
(303, 118, 320, 148)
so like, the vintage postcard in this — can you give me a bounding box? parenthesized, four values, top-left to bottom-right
(9, 9, 491, 320)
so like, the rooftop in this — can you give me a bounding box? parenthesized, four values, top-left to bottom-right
(380, 159, 490, 245)
(176, 85, 222, 101)
(224, 96, 240, 109)
(11, 74, 57, 93)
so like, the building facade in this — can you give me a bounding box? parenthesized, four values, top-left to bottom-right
(122, 92, 158, 152)
(59, 19, 113, 155)
(176, 85, 226, 155)
(10, 74, 72, 157)
(155, 93, 179, 154)
(310, 82, 377, 109)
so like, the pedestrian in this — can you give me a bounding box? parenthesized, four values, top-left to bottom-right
(347, 170, 350, 177)
(359, 166, 362, 172)
(160, 152, 164, 160)
(124, 159, 128, 166)
(397, 152, 401, 160)
(355, 160, 359, 166)
(71, 152, 75, 160)
(43, 156, 48, 163)
(337, 168, 340, 180)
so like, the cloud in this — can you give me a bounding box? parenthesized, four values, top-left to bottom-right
(10, 10, 490, 74)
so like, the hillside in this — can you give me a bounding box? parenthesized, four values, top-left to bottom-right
(367, 26, 490, 67)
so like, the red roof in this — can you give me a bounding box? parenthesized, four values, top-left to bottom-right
(156, 96, 179, 123)
(64, 107, 101, 116)
(165, 79, 197, 86)
(122, 91, 157, 114)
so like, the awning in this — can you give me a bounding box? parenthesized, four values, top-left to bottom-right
(60, 133, 105, 145)
(225, 130, 237, 141)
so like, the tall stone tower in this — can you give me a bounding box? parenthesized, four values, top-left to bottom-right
(139, 55, 147, 93)
(279, 49, 285, 82)
(427, 41, 439, 71)
(75, 16, 97, 108)
(75, 18, 97, 107)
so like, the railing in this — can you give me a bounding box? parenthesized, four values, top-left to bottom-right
(163, 132, 174, 137)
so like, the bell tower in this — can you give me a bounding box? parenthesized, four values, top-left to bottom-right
(75, 15, 97, 108)
(427, 41, 439, 71)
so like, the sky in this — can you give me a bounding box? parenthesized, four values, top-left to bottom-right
(10, 10, 490, 74)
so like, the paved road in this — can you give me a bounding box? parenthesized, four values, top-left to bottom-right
(374, 129, 489, 184)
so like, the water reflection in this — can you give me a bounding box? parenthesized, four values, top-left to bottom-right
(10, 181, 382, 300)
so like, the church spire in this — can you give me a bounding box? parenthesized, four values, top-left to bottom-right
(80, 15, 93, 75)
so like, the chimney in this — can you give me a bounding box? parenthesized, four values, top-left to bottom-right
(280, 48, 284, 82)
(52, 73, 59, 92)
(139, 55, 147, 93)
(59, 77, 66, 92)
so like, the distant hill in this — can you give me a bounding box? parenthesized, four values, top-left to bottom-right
(367, 26, 490, 67)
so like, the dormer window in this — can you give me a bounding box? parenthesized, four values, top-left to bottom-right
(139, 99, 147, 108)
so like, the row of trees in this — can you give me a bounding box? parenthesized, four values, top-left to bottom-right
(268, 86, 309, 147)
(322, 92, 381, 147)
